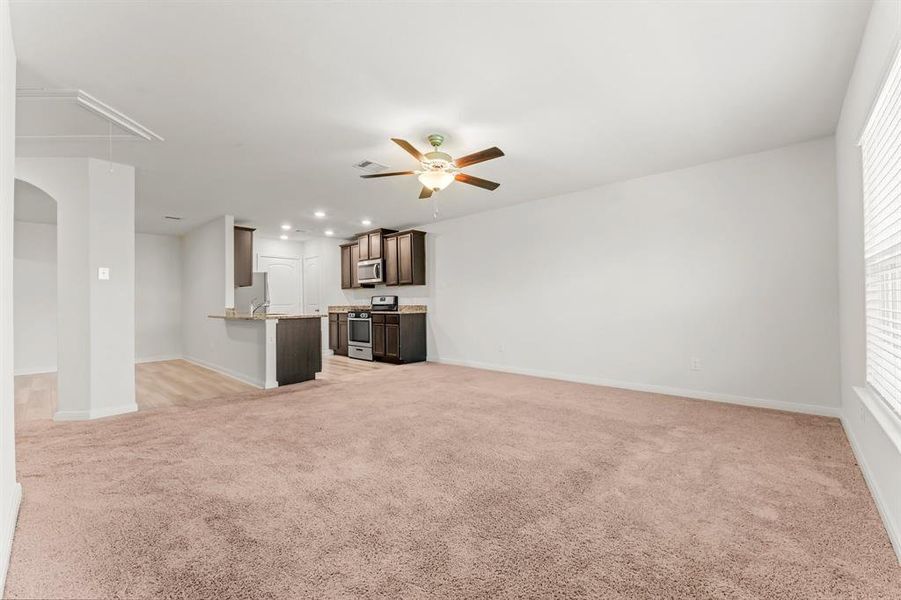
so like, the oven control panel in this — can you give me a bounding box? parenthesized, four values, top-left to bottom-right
(348, 312, 370, 319)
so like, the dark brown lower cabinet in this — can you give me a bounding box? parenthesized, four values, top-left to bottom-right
(328, 314, 339, 352)
(371, 313, 426, 363)
(276, 319, 322, 385)
(329, 312, 348, 356)
(372, 317, 385, 357)
(385, 323, 399, 360)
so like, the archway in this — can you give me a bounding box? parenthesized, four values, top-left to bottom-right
(15, 157, 137, 421)
(12, 179, 58, 421)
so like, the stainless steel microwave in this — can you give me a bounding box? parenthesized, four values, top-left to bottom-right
(357, 258, 383, 284)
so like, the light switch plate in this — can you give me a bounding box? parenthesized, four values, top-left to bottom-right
(98, 267, 110, 280)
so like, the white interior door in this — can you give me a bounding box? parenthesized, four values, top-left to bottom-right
(258, 255, 301, 315)
(303, 255, 321, 315)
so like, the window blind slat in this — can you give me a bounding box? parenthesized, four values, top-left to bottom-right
(862, 177, 900, 227)
(862, 133, 901, 194)
(862, 46, 901, 419)
(862, 52, 901, 146)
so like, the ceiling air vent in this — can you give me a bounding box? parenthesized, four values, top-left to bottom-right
(353, 160, 388, 174)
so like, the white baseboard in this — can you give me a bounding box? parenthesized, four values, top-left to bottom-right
(16, 355, 185, 375)
(0, 482, 22, 596)
(135, 354, 183, 365)
(433, 358, 841, 418)
(182, 356, 264, 389)
(841, 394, 901, 564)
(53, 403, 138, 421)
(13, 366, 56, 377)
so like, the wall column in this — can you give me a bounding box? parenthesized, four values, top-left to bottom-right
(15, 157, 136, 420)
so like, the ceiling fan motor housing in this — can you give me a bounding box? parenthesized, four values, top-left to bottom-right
(422, 150, 455, 172)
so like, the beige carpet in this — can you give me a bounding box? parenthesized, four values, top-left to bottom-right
(5, 363, 900, 599)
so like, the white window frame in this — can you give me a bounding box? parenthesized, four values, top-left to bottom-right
(859, 41, 901, 421)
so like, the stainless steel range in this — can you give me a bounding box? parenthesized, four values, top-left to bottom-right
(346, 310, 372, 361)
(370, 295, 398, 312)
(347, 296, 399, 361)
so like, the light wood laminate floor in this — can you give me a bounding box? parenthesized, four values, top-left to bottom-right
(15, 355, 392, 424)
(317, 354, 391, 380)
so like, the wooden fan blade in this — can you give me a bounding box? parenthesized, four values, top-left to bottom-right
(453, 146, 504, 168)
(419, 186, 433, 199)
(455, 173, 500, 191)
(391, 138, 425, 162)
(360, 171, 415, 178)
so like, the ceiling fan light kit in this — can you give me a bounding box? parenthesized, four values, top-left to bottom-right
(418, 170, 455, 192)
(361, 133, 504, 200)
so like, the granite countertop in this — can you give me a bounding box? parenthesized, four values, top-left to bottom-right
(209, 313, 327, 321)
(327, 305, 427, 314)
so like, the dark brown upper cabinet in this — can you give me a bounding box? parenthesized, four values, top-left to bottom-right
(384, 230, 426, 286)
(357, 228, 395, 262)
(369, 232, 382, 259)
(384, 235, 398, 286)
(340, 243, 353, 289)
(234, 225, 255, 287)
(341, 228, 424, 288)
(357, 233, 369, 261)
(350, 242, 361, 288)
(341, 239, 381, 289)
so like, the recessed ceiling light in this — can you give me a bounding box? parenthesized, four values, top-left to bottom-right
(361, 219, 372, 226)
(314, 211, 326, 218)
(280, 234, 288, 240)
(324, 230, 334, 236)
(281, 223, 291, 230)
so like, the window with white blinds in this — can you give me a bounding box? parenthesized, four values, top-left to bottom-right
(861, 46, 901, 418)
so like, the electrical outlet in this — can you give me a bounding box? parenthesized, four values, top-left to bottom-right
(690, 358, 702, 371)
(98, 267, 110, 280)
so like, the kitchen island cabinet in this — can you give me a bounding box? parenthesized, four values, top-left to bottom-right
(208, 313, 325, 386)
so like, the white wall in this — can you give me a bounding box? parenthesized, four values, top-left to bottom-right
(419, 138, 840, 415)
(13, 221, 56, 375)
(12, 228, 181, 370)
(86, 159, 136, 418)
(254, 237, 304, 263)
(135, 233, 182, 362)
(315, 138, 840, 416)
(0, 0, 19, 591)
(15, 157, 137, 420)
(835, 0, 901, 562)
(181, 216, 268, 386)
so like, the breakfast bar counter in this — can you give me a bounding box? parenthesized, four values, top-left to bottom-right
(207, 312, 326, 387)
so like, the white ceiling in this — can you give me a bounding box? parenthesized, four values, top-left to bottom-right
(10, 0, 871, 241)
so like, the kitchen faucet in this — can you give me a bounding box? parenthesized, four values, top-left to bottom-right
(249, 297, 270, 316)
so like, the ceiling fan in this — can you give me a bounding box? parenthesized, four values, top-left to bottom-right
(360, 134, 504, 199)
